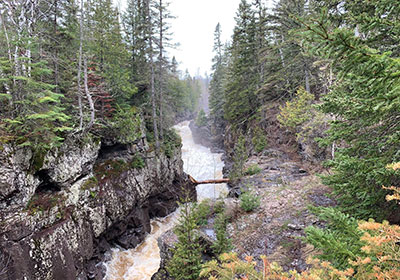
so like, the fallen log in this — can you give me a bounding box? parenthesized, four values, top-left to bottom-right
(189, 175, 229, 185)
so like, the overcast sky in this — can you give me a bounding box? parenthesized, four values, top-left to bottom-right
(114, 0, 274, 76)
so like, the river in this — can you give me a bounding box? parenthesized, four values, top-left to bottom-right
(104, 121, 227, 280)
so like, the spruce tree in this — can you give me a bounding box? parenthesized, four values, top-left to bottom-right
(300, 1, 400, 219)
(224, 0, 259, 129)
(209, 23, 227, 131)
(167, 202, 203, 280)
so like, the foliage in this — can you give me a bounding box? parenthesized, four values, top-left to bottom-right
(1, 59, 71, 153)
(130, 153, 145, 169)
(245, 164, 262, 176)
(240, 190, 261, 212)
(223, 0, 259, 129)
(167, 202, 204, 280)
(213, 200, 225, 215)
(209, 23, 227, 131)
(111, 106, 142, 144)
(277, 87, 314, 130)
(201, 219, 400, 279)
(195, 109, 208, 127)
(193, 199, 212, 226)
(305, 207, 365, 269)
(298, 1, 400, 220)
(251, 127, 267, 153)
(201, 252, 295, 280)
(382, 162, 400, 203)
(212, 212, 232, 255)
(162, 128, 181, 158)
(230, 135, 248, 180)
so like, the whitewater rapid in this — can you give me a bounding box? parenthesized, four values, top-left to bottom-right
(104, 121, 227, 279)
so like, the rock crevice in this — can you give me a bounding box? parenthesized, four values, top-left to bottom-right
(0, 130, 194, 280)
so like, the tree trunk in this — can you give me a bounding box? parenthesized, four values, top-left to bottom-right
(158, 0, 164, 140)
(84, 56, 95, 131)
(77, 0, 84, 130)
(189, 175, 230, 185)
(147, 0, 160, 154)
(305, 67, 310, 93)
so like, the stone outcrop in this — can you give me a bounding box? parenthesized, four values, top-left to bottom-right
(189, 121, 224, 153)
(0, 129, 194, 279)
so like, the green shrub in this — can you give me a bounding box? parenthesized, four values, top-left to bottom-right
(245, 164, 262, 175)
(111, 106, 142, 144)
(239, 191, 260, 212)
(277, 87, 314, 130)
(213, 200, 225, 215)
(193, 199, 212, 226)
(167, 202, 203, 280)
(195, 109, 208, 127)
(130, 153, 145, 169)
(251, 127, 267, 153)
(162, 129, 181, 158)
(229, 135, 248, 180)
(212, 212, 233, 254)
(304, 207, 365, 269)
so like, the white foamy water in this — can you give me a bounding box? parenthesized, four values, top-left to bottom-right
(104, 121, 227, 280)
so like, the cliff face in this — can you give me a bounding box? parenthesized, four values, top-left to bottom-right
(0, 128, 193, 279)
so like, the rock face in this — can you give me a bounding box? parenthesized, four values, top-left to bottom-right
(189, 121, 224, 153)
(0, 129, 194, 279)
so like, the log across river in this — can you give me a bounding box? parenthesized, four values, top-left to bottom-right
(104, 121, 228, 279)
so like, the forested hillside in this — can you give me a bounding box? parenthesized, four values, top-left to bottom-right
(208, 0, 400, 220)
(201, 0, 400, 279)
(0, 0, 201, 162)
(1, 0, 400, 279)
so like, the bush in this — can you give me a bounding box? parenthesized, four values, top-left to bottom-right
(130, 153, 145, 169)
(213, 200, 225, 215)
(195, 109, 208, 127)
(162, 129, 181, 158)
(201, 219, 400, 279)
(251, 127, 267, 153)
(111, 106, 142, 144)
(167, 202, 204, 280)
(245, 164, 262, 176)
(211, 212, 232, 255)
(193, 199, 212, 226)
(240, 191, 260, 212)
(277, 87, 314, 130)
(304, 207, 365, 269)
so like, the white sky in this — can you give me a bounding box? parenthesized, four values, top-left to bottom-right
(114, 0, 274, 76)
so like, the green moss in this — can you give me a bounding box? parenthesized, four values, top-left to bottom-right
(26, 193, 66, 215)
(81, 176, 98, 190)
(94, 159, 130, 184)
(31, 148, 47, 173)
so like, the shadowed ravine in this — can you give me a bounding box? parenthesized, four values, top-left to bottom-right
(104, 121, 228, 279)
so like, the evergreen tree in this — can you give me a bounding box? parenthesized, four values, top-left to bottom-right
(224, 0, 259, 129)
(301, 1, 400, 219)
(167, 202, 203, 280)
(209, 23, 227, 131)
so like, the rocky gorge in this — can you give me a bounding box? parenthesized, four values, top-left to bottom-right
(0, 123, 195, 280)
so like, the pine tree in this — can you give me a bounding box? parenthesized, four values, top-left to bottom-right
(209, 23, 227, 131)
(300, 1, 400, 219)
(224, 0, 259, 129)
(167, 202, 203, 280)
